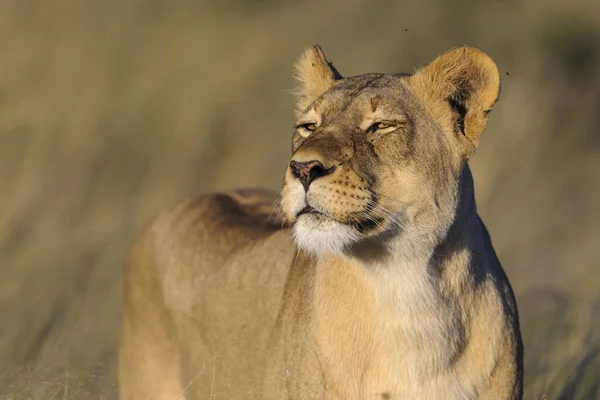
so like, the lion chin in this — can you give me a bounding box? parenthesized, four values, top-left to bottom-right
(292, 213, 360, 256)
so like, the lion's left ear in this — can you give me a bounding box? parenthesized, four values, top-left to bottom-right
(409, 47, 500, 158)
(294, 45, 343, 115)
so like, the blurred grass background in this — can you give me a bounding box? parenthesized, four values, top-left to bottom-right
(0, 0, 599, 398)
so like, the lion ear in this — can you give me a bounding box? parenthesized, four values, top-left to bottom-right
(410, 47, 500, 158)
(294, 45, 343, 114)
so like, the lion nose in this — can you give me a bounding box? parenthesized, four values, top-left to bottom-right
(289, 160, 334, 190)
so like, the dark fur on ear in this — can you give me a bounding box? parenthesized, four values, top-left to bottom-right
(294, 45, 343, 115)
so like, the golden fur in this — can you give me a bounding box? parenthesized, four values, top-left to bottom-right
(119, 46, 523, 399)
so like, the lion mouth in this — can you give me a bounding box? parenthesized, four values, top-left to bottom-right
(350, 217, 384, 233)
(296, 205, 384, 234)
(297, 205, 321, 217)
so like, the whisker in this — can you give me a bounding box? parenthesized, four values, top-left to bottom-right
(267, 196, 283, 223)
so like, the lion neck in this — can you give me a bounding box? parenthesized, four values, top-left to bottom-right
(305, 166, 481, 377)
(339, 165, 479, 269)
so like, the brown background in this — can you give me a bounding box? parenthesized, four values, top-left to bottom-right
(0, 0, 599, 398)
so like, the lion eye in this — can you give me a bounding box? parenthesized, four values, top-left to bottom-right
(296, 122, 318, 138)
(369, 121, 395, 132)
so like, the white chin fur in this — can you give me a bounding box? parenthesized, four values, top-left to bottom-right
(293, 215, 360, 256)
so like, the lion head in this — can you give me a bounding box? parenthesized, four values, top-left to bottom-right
(281, 45, 500, 256)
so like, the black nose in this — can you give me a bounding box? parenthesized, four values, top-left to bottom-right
(289, 160, 334, 190)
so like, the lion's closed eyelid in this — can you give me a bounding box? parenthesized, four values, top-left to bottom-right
(365, 119, 405, 133)
(295, 122, 319, 138)
(295, 122, 317, 130)
(375, 121, 394, 128)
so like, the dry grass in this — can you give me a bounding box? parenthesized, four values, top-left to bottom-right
(0, 0, 599, 398)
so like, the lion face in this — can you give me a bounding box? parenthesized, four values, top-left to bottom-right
(281, 46, 500, 256)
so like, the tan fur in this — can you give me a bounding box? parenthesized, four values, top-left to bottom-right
(119, 46, 523, 399)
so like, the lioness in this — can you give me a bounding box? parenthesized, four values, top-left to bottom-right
(119, 46, 523, 399)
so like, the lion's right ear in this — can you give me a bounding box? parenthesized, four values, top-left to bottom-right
(294, 45, 342, 114)
(409, 47, 500, 159)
